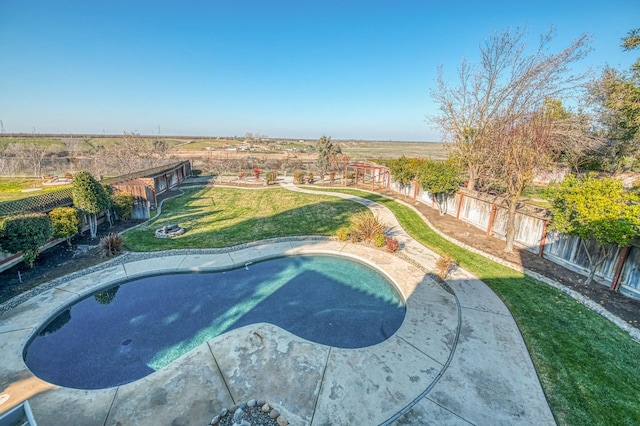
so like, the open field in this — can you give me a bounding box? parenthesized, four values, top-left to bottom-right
(0, 177, 71, 202)
(339, 140, 447, 159)
(0, 134, 448, 162)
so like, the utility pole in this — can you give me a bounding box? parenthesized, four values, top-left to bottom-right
(0, 120, 5, 134)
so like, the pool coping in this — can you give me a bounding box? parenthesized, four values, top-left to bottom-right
(0, 238, 555, 425)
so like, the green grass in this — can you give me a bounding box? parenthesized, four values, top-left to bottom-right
(521, 184, 554, 208)
(122, 187, 368, 251)
(0, 177, 72, 202)
(322, 188, 640, 426)
(0, 137, 67, 151)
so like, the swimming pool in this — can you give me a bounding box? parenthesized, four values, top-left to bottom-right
(24, 255, 406, 389)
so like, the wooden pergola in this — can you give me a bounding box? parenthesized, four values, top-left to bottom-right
(344, 162, 390, 190)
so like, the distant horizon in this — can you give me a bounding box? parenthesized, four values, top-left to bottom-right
(0, 132, 444, 144)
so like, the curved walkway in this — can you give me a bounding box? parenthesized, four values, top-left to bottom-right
(0, 185, 555, 425)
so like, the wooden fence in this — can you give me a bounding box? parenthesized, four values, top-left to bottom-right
(391, 180, 640, 298)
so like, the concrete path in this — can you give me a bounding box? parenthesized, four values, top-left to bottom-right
(0, 185, 555, 425)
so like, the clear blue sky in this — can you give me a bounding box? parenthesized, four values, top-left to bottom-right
(1, 1, 638, 141)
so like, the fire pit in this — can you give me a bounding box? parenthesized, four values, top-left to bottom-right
(155, 224, 185, 239)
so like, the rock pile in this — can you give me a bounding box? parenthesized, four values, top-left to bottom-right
(209, 399, 288, 426)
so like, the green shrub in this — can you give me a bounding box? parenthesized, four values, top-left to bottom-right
(350, 212, 387, 243)
(0, 213, 53, 267)
(294, 170, 305, 184)
(111, 193, 134, 220)
(373, 233, 387, 247)
(191, 169, 203, 177)
(100, 232, 123, 258)
(95, 286, 119, 305)
(336, 227, 350, 241)
(266, 171, 277, 184)
(72, 171, 110, 239)
(49, 207, 80, 245)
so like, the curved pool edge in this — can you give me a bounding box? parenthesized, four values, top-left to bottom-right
(2, 239, 460, 425)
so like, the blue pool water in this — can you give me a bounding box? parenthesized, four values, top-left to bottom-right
(24, 255, 405, 389)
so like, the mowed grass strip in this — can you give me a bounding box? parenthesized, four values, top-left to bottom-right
(318, 188, 640, 426)
(122, 187, 368, 251)
(0, 177, 71, 202)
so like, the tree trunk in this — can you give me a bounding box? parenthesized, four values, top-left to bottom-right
(504, 200, 518, 253)
(581, 240, 610, 285)
(584, 266, 598, 286)
(466, 177, 476, 191)
(436, 193, 447, 215)
(89, 214, 97, 239)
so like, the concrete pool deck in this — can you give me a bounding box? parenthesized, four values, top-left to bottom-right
(0, 189, 556, 425)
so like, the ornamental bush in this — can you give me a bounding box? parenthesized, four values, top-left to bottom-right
(49, 207, 80, 245)
(100, 232, 123, 258)
(436, 253, 458, 279)
(336, 227, 350, 241)
(265, 171, 277, 184)
(373, 233, 387, 248)
(385, 237, 400, 253)
(111, 193, 134, 220)
(349, 212, 387, 243)
(0, 213, 53, 267)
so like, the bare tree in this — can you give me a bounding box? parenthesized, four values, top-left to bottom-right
(550, 114, 604, 174)
(8, 142, 51, 177)
(488, 112, 555, 251)
(152, 139, 173, 160)
(430, 27, 593, 252)
(96, 132, 155, 175)
(431, 27, 592, 191)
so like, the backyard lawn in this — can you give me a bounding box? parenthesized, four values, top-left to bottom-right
(122, 186, 368, 251)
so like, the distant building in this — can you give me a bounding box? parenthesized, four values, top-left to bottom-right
(105, 160, 191, 219)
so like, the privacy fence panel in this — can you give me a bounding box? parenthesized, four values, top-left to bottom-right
(542, 231, 621, 285)
(620, 246, 640, 297)
(459, 196, 491, 230)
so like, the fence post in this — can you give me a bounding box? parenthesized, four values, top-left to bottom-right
(456, 193, 464, 219)
(538, 220, 550, 257)
(610, 245, 631, 291)
(413, 179, 418, 200)
(487, 203, 497, 236)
